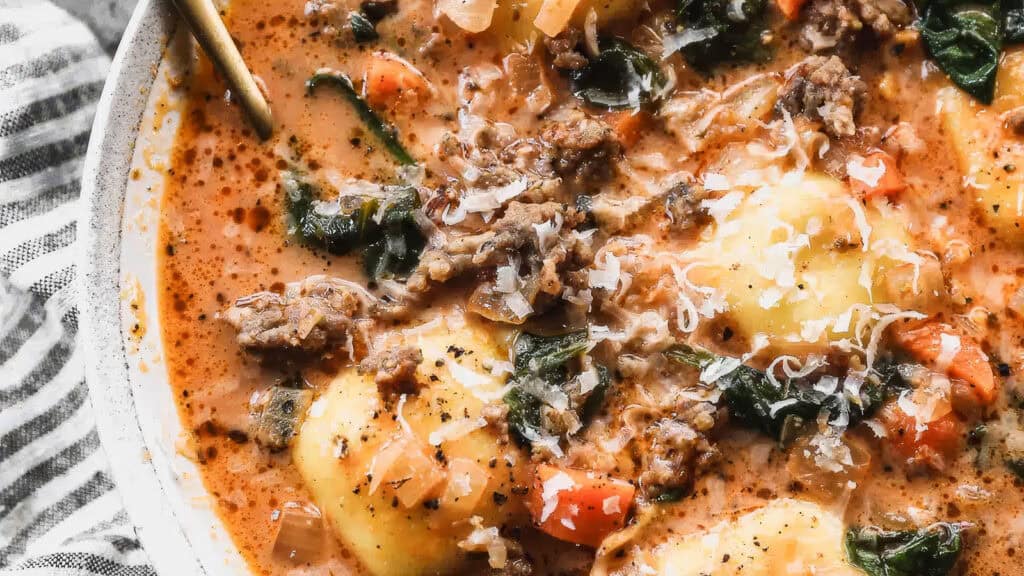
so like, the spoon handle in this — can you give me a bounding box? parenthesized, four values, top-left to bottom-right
(171, 0, 273, 139)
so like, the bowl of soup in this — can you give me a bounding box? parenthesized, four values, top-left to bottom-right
(81, 0, 1024, 574)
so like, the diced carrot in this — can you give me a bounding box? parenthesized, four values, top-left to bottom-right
(881, 404, 962, 459)
(608, 111, 648, 148)
(891, 321, 997, 405)
(776, 0, 809, 20)
(363, 53, 430, 109)
(528, 464, 635, 548)
(849, 150, 906, 198)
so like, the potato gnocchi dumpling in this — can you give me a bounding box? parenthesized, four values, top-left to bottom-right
(606, 499, 861, 576)
(686, 172, 928, 352)
(940, 48, 1024, 240)
(293, 317, 527, 576)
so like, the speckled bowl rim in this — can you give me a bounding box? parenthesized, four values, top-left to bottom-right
(79, 1, 230, 574)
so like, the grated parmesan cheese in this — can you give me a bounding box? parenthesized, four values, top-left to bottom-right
(495, 265, 518, 293)
(442, 177, 528, 225)
(701, 190, 744, 223)
(588, 252, 621, 291)
(935, 333, 961, 371)
(540, 472, 577, 523)
(428, 417, 487, 446)
(504, 292, 534, 319)
(602, 495, 622, 515)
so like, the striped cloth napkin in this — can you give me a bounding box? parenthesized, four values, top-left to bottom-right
(0, 1, 156, 574)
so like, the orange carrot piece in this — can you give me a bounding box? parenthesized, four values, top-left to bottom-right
(776, 0, 809, 20)
(609, 111, 648, 148)
(528, 464, 634, 548)
(881, 404, 962, 459)
(849, 150, 906, 198)
(363, 53, 429, 109)
(892, 321, 997, 405)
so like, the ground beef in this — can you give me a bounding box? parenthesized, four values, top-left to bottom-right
(544, 28, 588, 71)
(881, 121, 926, 157)
(664, 182, 711, 231)
(409, 201, 593, 323)
(409, 201, 591, 293)
(800, 0, 911, 51)
(358, 345, 423, 396)
(637, 411, 719, 499)
(540, 118, 621, 189)
(777, 55, 867, 138)
(854, 0, 912, 36)
(222, 275, 365, 354)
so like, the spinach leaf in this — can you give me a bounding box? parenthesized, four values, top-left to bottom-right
(503, 331, 608, 448)
(306, 71, 416, 165)
(1006, 0, 1024, 41)
(250, 386, 314, 451)
(570, 39, 666, 110)
(1006, 457, 1024, 479)
(666, 0, 768, 70)
(920, 0, 1002, 104)
(362, 187, 426, 279)
(360, 0, 397, 21)
(513, 331, 590, 374)
(845, 523, 966, 576)
(666, 344, 892, 437)
(349, 12, 379, 42)
(283, 172, 425, 279)
(504, 385, 545, 447)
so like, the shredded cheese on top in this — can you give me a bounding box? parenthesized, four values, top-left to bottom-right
(540, 472, 577, 523)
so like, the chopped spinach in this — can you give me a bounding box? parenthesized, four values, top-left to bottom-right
(651, 486, 686, 503)
(349, 12, 379, 42)
(361, 186, 426, 279)
(1006, 0, 1024, 41)
(360, 0, 397, 22)
(250, 386, 314, 451)
(504, 385, 545, 448)
(845, 523, 966, 576)
(919, 0, 1003, 104)
(513, 331, 590, 374)
(306, 71, 416, 165)
(570, 39, 666, 110)
(666, 344, 894, 437)
(283, 171, 425, 279)
(503, 331, 608, 448)
(665, 0, 769, 70)
(1006, 457, 1024, 479)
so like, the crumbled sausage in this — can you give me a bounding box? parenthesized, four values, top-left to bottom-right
(853, 0, 912, 36)
(540, 118, 622, 189)
(544, 28, 588, 71)
(800, 0, 911, 51)
(409, 202, 592, 294)
(777, 56, 867, 138)
(358, 345, 423, 396)
(223, 275, 365, 354)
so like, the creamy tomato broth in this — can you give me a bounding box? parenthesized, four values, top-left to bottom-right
(158, 0, 1024, 573)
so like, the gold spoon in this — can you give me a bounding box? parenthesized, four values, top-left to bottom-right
(171, 0, 274, 139)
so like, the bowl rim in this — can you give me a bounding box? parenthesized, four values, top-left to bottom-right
(78, 1, 209, 574)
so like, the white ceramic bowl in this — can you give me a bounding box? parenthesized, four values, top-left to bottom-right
(80, 1, 248, 574)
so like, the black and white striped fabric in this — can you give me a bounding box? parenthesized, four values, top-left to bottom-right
(0, 1, 156, 574)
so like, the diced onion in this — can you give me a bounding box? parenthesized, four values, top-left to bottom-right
(437, 0, 498, 32)
(459, 516, 508, 569)
(533, 0, 583, 37)
(442, 458, 490, 514)
(272, 502, 324, 562)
